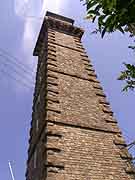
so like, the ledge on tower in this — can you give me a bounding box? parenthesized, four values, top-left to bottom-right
(33, 11, 83, 56)
(46, 11, 74, 25)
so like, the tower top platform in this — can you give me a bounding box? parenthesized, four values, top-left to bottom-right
(46, 11, 74, 25)
(33, 11, 84, 56)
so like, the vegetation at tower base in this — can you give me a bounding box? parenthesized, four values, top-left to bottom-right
(82, 0, 135, 91)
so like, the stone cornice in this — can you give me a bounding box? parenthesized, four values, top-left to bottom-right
(33, 17, 84, 56)
(46, 11, 74, 25)
(46, 16, 84, 38)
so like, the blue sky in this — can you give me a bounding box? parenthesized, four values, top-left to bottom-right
(0, 0, 135, 180)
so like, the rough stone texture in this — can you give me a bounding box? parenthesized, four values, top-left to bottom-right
(45, 123, 134, 180)
(55, 32, 77, 49)
(46, 72, 120, 133)
(26, 11, 135, 180)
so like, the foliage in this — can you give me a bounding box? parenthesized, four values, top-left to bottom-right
(83, 0, 135, 37)
(82, 0, 135, 91)
(118, 63, 135, 91)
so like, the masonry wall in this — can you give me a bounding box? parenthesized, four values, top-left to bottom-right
(26, 13, 135, 180)
(46, 123, 134, 180)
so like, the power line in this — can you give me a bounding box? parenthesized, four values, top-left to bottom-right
(0, 64, 34, 90)
(0, 48, 36, 76)
(0, 68, 34, 90)
(0, 54, 35, 84)
(127, 141, 135, 150)
(121, 126, 134, 143)
(8, 162, 15, 180)
(0, 59, 34, 86)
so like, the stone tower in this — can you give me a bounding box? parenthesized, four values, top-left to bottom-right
(26, 11, 135, 180)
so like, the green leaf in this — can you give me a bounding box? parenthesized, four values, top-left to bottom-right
(101, 27, 107, 38)
(87, 10, 100, 16)
(118, 26, 125, 34)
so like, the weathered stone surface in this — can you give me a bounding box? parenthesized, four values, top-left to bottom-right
(45, 123, 134, 180)
(26, 11, 135, 180)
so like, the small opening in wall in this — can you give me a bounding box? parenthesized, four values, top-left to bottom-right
(36, 119, 39, 132)
(34, 150, 37, 169)
(37, 94, 41, 103)
(39, 76, 42, 83)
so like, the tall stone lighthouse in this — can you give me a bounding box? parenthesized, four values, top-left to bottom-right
(26, 11, 135, 180)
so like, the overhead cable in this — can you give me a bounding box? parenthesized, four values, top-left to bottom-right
(0, 54, 35, 84)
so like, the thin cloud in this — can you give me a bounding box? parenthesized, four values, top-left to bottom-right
(14, 0, 29, 17)
(12, 0, 66, 92)
(22, 0, 63, 53)
(45, 0, 63, 14)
